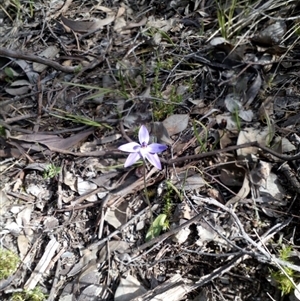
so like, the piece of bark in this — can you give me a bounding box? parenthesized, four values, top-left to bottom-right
(131, 274, 190, 301)
(24, 237, 59, 290)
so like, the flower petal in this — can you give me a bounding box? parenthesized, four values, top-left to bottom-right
(147, 143, 167, 153)
(139, 125, 149, 144)
(118, 142, 140, 153)
(124, 152, 141, 167)
(144, 152, 162, 169)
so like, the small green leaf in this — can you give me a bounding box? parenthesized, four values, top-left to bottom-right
(43, 164, 61, 179)
(4, 67, 15, 79)
(146, 214, 167, 241)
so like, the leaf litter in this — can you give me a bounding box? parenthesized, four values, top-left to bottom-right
(1, 0, 300, 300)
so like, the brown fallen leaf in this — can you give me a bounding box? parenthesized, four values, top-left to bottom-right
(61, 11, 115, 33)
(12, 128, 94, 152)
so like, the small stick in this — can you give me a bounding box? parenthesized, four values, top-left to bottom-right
(0, 47, 78, 73)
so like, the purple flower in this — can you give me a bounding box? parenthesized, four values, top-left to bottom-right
(118, 125, 167, 169)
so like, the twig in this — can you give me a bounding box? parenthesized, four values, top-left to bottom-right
(47, 259, 62, 301)
(128, 213, 203, 254)
(87, 205, 163, 251)
(33, 77, 42, 133)
(163, 141, 300, 164)
(192, 196, 300, 272)
(0, 47, 78, 73)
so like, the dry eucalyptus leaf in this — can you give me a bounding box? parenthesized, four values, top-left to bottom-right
(33, 46, 59, 72)
(2, 222, 20, 235)
(104, 201, 128, 229)
(188, 98, 205, 107)
(209, 37, 229, 46)
(163, 114, 189, 136)
(114, 274, 147, 301)
(10, 79, 32, 86)
(171, 170, 206, 191)
(250, 161, 272, 187)
(224, 93, 242, 112)
(44, 216, 59, 232)
(172, 227, 190, 244)
(259, 172, 285, 200)
(151, 122, 173, 145)
(146, 16, 176, 31)
(123, 112, 150, 128)
(77, 178, 97, 195)
(98, 241, 130, 263)
(13, 59, 39, 84)
(220, 166, 244, 187)
(275, 137, 296, 153)
(0, 190, 11, 215)
(196, 221, 226, 247)
(252, 21, 286, 46)
(78, 266, 101, 289)
(78, 284, 103, 301)
(24, 163, 49, 172)
(17, 235, 29, 259)
(5, 85, 30, 96)
(244, 72, 262, 108)
(61, 10, 115, 33)
(226, 174, 250, 205)
(17, 206, 34, 237)
(68, 248, 98, 277)
(237, 127, 271, 157)
(90, 172, 118, 188)
(14, 129, 94, 152)
(239, 109, 253, 122)
(182, 174, 206, 191)
(256, 193, 286, 217)
(64, 171, 76, 191)
(114, 16, 126, 32)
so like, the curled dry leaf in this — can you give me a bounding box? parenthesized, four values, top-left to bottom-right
(252, 21, 287, 46)
(259, 172, 285, 201)
(220, 165, 245, 187)
(245, 71, 262, 108)
(250, 161, 272, 187)
(146, 16, 176, 31)
(172, 227, 191, 244)
(226, 175, 251, 205)
(195, 221, 227, 247)
(17, 235, 30, 260)
(76, 178, 97, 202)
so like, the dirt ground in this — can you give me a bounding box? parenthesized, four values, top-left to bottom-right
(1, 0, 300, 300)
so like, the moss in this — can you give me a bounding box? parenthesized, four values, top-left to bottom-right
(11, 287, 47, 301)
(0, 249, 20, 280)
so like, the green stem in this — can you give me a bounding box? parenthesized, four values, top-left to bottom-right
(143, 161, 153, 224)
